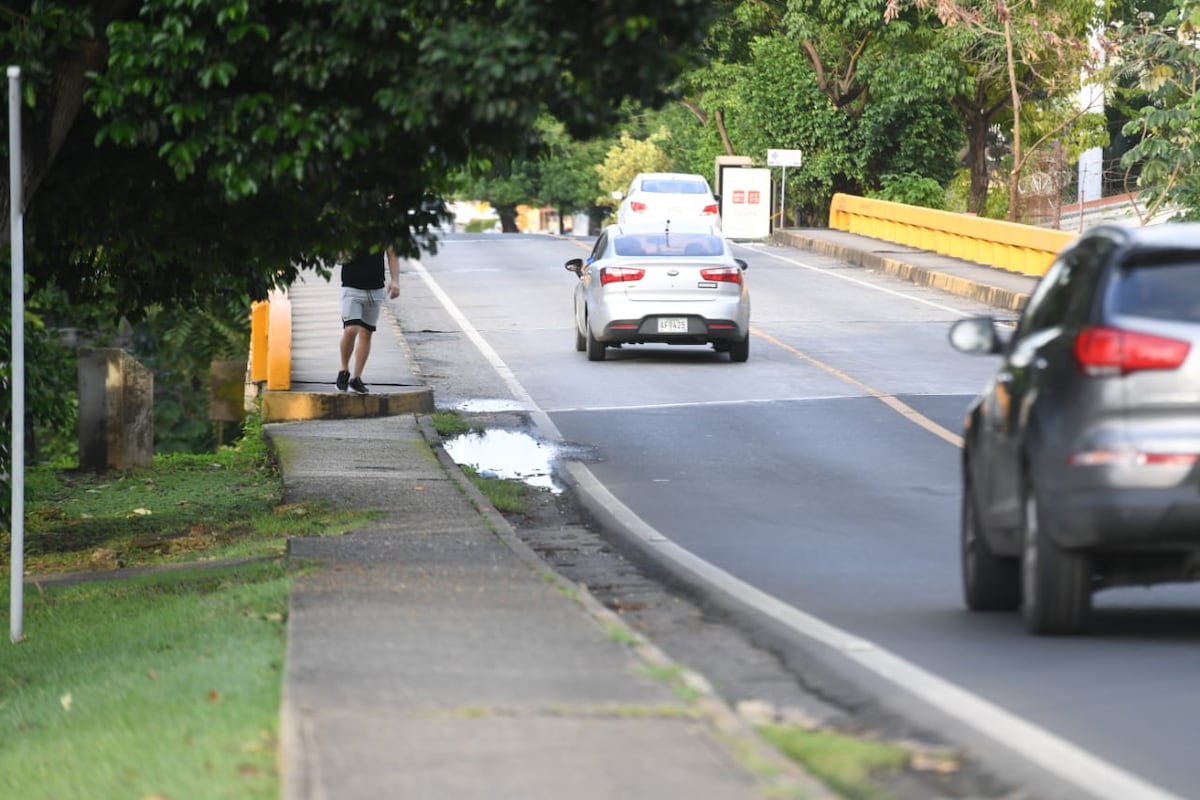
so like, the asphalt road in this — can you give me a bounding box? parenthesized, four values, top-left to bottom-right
(396, 231, 1200, 800)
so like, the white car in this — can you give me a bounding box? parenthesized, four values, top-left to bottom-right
(615, 172, 721, 228)
(565, 220, 750, 362)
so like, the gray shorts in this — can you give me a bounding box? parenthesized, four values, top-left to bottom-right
(341, 287, 385, 331)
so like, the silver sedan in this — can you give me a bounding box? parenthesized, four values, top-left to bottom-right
(565, 221, 750, 362)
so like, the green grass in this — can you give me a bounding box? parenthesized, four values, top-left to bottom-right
(460, 464, 527, 514)
(0, 560, 291, 800)
(3, 423, 376, 577)
(758, 724, 911, 800)
(0, 414, 373, 799)
(430, 410, 479, 438)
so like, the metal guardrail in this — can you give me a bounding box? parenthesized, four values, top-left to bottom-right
(249, 288, 291, 391)
(829, 193, 1076, 277)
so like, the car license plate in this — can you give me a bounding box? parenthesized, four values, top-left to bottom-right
(658, 317, 688, 333)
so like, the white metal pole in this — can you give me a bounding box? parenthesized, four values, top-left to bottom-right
(780, 166, 787, 228)
(9, 65, 25, 643)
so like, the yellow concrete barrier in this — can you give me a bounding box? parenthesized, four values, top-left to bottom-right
(249, 301, 270, 383)
(248, 289, 292, 392)
(829, 193, 1076, 276)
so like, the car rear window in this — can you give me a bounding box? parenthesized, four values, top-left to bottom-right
(613, 233, 725, 257)
(640, 179, 710, 194)
(1112, 261, 1200, 322)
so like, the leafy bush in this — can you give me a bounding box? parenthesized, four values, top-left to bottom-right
(869, 174, 947, 209)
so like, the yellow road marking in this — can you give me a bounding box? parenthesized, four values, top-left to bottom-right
(751, 326, 964, 448)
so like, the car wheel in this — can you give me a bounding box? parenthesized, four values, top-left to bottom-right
(728, 337, 750, 363)
(961, 471, 1019, 611)
(585, 322, 606, 361)
(1020, 479, 1090, 635)
(574, 322, 586, 352)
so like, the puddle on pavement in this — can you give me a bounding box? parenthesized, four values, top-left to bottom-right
(442, 429, 564, 493)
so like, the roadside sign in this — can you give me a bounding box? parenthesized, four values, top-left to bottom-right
(767, 149, 803, 168)
(721, 168, 772, 239)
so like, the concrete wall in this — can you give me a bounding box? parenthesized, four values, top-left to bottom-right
(78, 348, 154, 470)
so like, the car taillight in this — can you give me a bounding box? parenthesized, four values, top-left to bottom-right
(702, 203, 719, 216)
(1073, 326, 1190, 375)
(700, 267, 742, 284)
(600, 267, 645, 286)
(629, 201, 647, 213)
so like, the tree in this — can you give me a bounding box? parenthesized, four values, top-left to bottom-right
(594, 129, 673, 216)
(1, 0, 717, 318)
(536, 118, 611, 234)
(885, 0, 1104, 218)
(1111, 1, 1200, 221)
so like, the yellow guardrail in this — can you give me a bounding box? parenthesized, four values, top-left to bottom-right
(829, 193, 1076, 276)
(249, 288, 291, 391)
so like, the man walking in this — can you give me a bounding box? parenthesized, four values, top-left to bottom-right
(335, 245, 400, 394)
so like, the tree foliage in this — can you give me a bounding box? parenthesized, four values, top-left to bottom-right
(594, 129, 673, 211)
(2, 0, 717, 318)
(1112, 1, 1200, 221)
(885, 0, 1105, 217)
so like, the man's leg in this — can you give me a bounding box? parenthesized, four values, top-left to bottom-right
(352, 329, 373, 379)
(339, 324, 359, 373)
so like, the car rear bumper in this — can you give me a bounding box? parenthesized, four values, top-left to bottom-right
(601, 316, 747, 344)
(1048, 485, 1200, 551)
(591, 296, 749, 344)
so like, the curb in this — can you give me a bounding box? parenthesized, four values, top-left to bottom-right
(261, 386, 434, 422)
(413, 415, 839, 800)
(773, 229, 1031, 313)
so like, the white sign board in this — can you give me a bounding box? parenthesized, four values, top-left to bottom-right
(767, 148, 803, 167)
(720, 168, 772, 240)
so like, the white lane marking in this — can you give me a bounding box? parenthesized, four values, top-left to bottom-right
(564, 462, 1183, 800)
(732, 242, 976, 317)
(546, 396, 860, 414)
(409, 258, 1185, 800)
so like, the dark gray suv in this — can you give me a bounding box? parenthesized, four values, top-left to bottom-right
(950, 223, 1200, 635)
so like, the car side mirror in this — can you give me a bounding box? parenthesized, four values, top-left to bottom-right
(735, 258, 748, 271)
(948, 317, 1002, 355)
(565, 257, 584, 276)
(611, 190, 624, 201)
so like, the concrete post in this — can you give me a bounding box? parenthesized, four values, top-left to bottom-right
(78, 348, 154, 470)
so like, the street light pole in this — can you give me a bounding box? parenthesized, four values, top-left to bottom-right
(9, 65, 25, 644)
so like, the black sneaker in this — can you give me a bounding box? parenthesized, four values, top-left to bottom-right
(335, 370, 350, 392)
(348, 376, 369, 394)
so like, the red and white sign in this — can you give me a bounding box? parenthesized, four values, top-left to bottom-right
(721, 168, 771, 239)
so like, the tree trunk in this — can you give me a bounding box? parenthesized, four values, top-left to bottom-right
(962, 109, 991, 216)
(497, 204, 519, 233)
(1003, 16, 1023, 222)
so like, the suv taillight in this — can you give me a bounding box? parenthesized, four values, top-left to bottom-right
(629, 201, 647, 213)
(1074, 326, 1190, 375)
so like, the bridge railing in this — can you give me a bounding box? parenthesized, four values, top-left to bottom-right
(829, 193, 1076, 277)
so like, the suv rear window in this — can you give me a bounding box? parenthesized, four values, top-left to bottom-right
(1112, 261, 1200, 322)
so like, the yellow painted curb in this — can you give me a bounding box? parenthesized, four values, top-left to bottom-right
(261, 388, 434, 422)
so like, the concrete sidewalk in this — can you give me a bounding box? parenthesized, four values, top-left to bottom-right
(267, 230, 1040, 799)
(267, 267, 833, 799)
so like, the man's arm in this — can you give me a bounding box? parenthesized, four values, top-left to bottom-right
(386, 246, 400, 299)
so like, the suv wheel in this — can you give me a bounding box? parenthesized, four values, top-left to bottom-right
(574, 322, 586, 352)
(962, 472, 1019, 611)
(1020, 480, 1090, 635)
